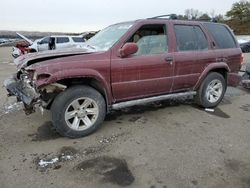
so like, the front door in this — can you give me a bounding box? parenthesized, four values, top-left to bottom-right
(37, 37, 50, 51)
(111, 24, 174, 102)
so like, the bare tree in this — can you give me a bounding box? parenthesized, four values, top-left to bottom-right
(210, 9, 216, 18)
(185, 9, 202, 20)
(185, 9, 192, 19)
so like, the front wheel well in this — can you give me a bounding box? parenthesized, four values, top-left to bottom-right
(47, 77, 109, 108)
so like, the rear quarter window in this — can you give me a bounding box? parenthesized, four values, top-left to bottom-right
(72, 37, 85, 43)
(174, 25, 208, 51)
(204, 23, 237, 49)
(56, 37, 70, 43)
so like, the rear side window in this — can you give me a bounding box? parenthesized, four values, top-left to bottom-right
(72, 37, 85, 43)
(204, 23, 236, 49)
(56, 37, 70, 43)
(174, 25, 208, 51)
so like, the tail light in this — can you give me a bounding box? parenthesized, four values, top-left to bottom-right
(240, 54, 244, 65)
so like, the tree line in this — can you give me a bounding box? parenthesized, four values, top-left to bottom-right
(177, 0, 250, 35)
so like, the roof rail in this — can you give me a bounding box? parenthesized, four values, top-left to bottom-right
(149, 14, 178, 20)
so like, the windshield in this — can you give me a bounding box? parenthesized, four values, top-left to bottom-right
(84, 22, 133, 51)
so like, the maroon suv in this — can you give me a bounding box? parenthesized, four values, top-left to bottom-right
(4, 18, 243, 138)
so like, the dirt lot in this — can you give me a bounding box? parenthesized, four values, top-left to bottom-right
(0, 47, 250, 188)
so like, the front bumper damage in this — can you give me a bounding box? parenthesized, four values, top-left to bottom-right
(4, 75, 40, 114)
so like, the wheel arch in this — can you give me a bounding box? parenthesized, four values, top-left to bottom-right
(194, 62, 229, 90)
(59, 77, 110, 104)
(44, 77, 112, 111)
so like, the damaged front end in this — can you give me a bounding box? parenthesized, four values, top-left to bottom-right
(4, 70, 40, 114)
(4, 47, 93, 115)
(4, 69, 66, 115)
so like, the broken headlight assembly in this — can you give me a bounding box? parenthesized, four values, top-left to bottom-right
(31, 71, 51, 85)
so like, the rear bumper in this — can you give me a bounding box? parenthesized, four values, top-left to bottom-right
(227, 73, 241, 87)
(4, 75, 40, 107)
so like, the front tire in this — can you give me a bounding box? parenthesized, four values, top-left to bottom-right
(196, 72, 226, 108)
(51, 86, 106, 138)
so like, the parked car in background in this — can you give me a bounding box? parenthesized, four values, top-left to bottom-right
(242, 65, 250, 89)
(12, 32, 96, 58)
(35, 35, 85, 51)
(4, 16, 243, 138)
(239, 40, 250, 53)
(0, 38, 9, 44)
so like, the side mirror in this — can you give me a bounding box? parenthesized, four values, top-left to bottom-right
(37, 41, 42, 45)
(119, 42, 138, 58)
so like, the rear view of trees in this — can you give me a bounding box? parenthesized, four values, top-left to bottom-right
(225, 0, 250, 34)
(176, 1, 250, 34)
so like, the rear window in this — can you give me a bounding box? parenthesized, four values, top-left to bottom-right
(56, 37, 70, 43)
(174, 25, 208, 51)
(72, 37, 85, 43)
(204, 23, 237, 49)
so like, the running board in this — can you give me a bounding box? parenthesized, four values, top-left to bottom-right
(112, 91, 197, 110)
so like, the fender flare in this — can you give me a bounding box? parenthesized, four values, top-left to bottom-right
(193, 62, 230, 90)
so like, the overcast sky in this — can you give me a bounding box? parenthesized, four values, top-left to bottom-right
(0, 0, 238, 32)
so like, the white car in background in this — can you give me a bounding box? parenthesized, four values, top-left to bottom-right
(31, 35, 85, 52)
(12, 33, 92, 58)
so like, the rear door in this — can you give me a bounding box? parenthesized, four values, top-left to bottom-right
(203, 23, 241, 73)
(171, 23, 215, 91)
(111, 23, 174, 102)
(56, 37, 71, 49)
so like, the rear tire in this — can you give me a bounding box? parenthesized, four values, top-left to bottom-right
(51, 85, 106, 138)
(195, 72, 226, 108)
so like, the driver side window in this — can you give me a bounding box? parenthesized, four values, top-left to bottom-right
(40, 37, 49, 44)
(127, 24, 168, 56)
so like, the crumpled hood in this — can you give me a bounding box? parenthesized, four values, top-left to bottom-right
(15, 47, 95, 69)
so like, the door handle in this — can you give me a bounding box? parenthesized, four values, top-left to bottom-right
(165, 57, 173, 65)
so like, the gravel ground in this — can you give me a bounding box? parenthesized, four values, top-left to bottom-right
(0, 47, 250, 188)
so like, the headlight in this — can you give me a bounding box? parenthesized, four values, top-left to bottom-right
(36, 73, 51, 81)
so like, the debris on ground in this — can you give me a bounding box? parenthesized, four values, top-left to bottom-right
(35, 146, 78, 171)
(4, 102, 23, 114)
(0, 101, 23, 117)
(99, 133, 126, 144)
(205, 108, 215, 112)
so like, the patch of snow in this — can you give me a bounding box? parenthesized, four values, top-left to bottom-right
(3, 102, 23, 114)
(38, 157, 59, 167)
(61, 155, 72, 160)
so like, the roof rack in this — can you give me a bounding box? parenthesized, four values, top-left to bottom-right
(149, 14, 178, 20)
